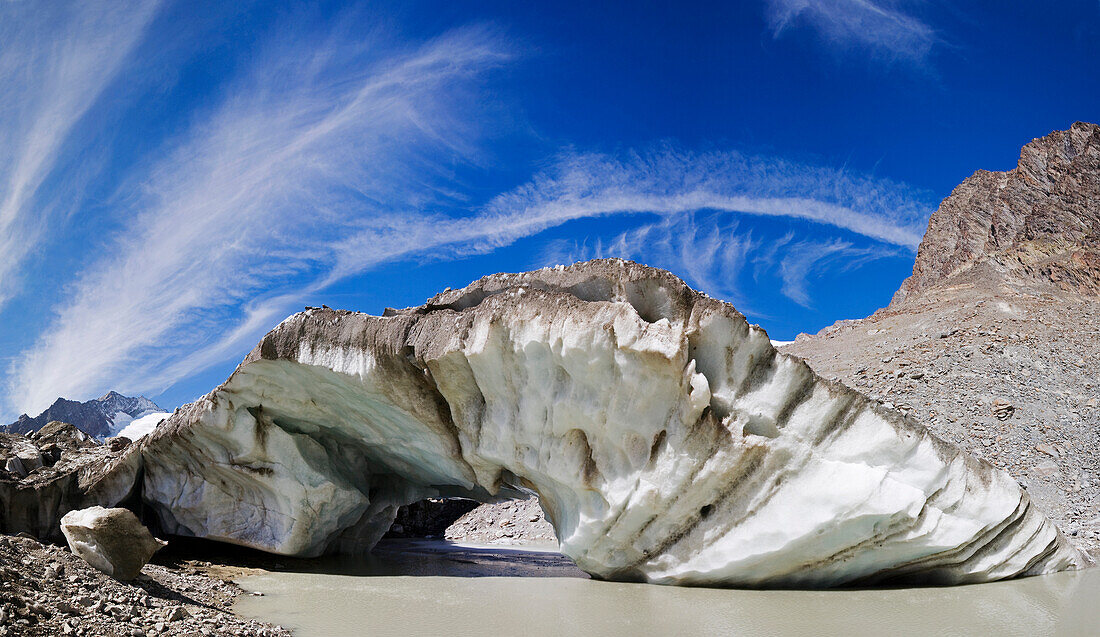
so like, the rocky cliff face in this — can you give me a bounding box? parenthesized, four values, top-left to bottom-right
(786, 123, 1100, 557)
(68, 259, 1086, 588)
(6, 392, 163, 438)
(893, 122, 1100, 305)
(0, 422, 140, 541)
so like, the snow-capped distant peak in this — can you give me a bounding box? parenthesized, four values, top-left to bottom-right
(115, 412, 171, 441)
(4, 392, 167, 438)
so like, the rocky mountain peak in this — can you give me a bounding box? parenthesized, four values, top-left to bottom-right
(4, 393, 164, 438)
(892, 121, 1100, 306)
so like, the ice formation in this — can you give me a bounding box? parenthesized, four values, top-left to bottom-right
(128, 260, 1087, 587)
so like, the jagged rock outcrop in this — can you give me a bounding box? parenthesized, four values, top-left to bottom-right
(783, 123, 1100, 558)
(0, 422, 141, 541)
(60, 506, 167, 580)
(6, 392, 163, 438)
(893, 122, 1100, 306)
(93, 259, 1087, 588)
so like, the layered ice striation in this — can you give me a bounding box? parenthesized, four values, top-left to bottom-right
(130, 260, 1088, 587)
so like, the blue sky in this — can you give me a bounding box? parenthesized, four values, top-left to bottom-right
(1, 0, 1097, 419)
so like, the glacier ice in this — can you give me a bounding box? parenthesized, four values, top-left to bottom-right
(120, 259, 1087, 587)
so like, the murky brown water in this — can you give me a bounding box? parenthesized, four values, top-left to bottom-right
(234, 540, 1100, 637)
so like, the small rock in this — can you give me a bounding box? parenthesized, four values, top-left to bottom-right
(1033, 460, 1061, 477)
(106, 436, 132, 452)
(991, 399, 1015, 420)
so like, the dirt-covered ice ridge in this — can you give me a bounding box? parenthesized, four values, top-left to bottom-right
(103, 260, 1088, 587)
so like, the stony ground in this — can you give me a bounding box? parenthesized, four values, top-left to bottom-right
(444, 497, 556, 545)
(0, 533, 289, 636)
(782, 275, 1099, 558)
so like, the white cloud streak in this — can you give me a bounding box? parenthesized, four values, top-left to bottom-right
(760, 234, 900, 307)
(541, 214, 763, 308)
(764, 0, 937, 63)
(542, 214, 901, 310)
(9, 22, 511, 414)
(473, 149, 930, 249)
(125, 146, 931, 401)
(0, 0, 163, 307)
(7, 72, 932, 415)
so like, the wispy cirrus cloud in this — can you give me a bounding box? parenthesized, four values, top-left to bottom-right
(9, 21, 512, 414)
(314, 147, 929, 317)
(11, 134, 931, 414)
(542, 213, 903, 310)
(475, 148, 930, 249)
(111, 145, 933, 400)
(764, 0, 938, 63)
(755, 233, 900, 307)
(541, 214, 763, 308)
(0, 0, 163, 307)
(7, 13, 933, 420)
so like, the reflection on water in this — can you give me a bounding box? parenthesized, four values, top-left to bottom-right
(280, 539, 586, 579)
(235, 540, 1099, 637)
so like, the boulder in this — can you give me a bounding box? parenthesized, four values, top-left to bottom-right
(106, 436, 131, 452)
(59, 506, 166, 580)
(2, 438, 43, 478)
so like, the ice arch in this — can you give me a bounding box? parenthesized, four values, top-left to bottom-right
(129, 260, 1087, 587)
